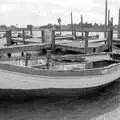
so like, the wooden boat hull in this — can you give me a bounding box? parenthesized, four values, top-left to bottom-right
(0, 52, 120, 98)
(0, 83, 113, 99)
(0, 61, 120, 97)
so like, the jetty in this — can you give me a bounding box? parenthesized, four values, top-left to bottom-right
(0, 2, 114, 57)
(0, 29, 110, 58)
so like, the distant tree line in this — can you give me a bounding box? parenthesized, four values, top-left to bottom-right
(39, 22, 116, 30)
(0, 23, 118, 31)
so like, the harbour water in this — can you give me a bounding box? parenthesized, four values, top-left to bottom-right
(0, 31, 120, 120)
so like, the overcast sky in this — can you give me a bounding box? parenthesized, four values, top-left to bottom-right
(0, 0, 120, 26)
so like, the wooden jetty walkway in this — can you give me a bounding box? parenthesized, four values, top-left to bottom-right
(0, 43, 50, 54)
(11, 36, 74, 44)
(12, 38, 41, 44)
(0, 39, 107, 55)
(0, 17, 113, 56)
(56, 40, 107, 53)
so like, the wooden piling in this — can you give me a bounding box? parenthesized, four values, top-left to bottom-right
(60, 25, 62, 36)
(71, 11, 74, 36)
(104, 0, 108, 38)
(6, 30, 12, 57)
(107, 17, 113, 52)
(41, 30, 45, 43)
(108, 9, 110, 25)
(27, 25, 33, 38)
(81, 15, 84, 39)
(107, 9, 110, 39)
(118, 8, 120, 39)
(110, 17, 113, 52)
(25, 56, 27, 66)
(107, 20, 110, 51)
(30, 28, 33, 38)
(22, 29, 25, 44)
(58, 17, 62, 36)
(7, 53, 11, 58)
(51, 30, 55, 51)
(85, 31, 89, 53)
(6, 30, 12, 46)
(25, 53, 31, 66)
(73, 30, 77, 40)
(46, 50, 52, 69)
(21, 52, 24, 57)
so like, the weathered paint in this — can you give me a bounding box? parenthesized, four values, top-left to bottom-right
(0, 60, 119, 90)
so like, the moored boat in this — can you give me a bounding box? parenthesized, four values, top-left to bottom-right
(0, 52, 120, 97)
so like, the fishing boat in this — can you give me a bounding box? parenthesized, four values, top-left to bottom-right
(0, 52, 119, 98)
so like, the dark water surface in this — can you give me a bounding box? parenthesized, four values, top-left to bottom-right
(0, 80, 120, 120)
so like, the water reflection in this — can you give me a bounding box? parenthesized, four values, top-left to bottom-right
(0, 80, 120, 120)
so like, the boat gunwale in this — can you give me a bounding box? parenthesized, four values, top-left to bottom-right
(0, 59, 119, 77)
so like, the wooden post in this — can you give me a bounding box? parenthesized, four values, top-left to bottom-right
(110, 17, 113, 52)
(51, 30, 55, 51)
(46, 50, 52, 69)
(27, 25, 33, 38)
(22, 29, 25, 44)
(59, 23, 62, 36)
(107, 9, 110, 39)
(81, 15, 84, 39)
(85, 31, 89, 53)
(7, 53, 11, 58)
(25, 57, 28, 66)
(71, 11, 74, 36)
(104, 0, 108, 38)
(41, 30, 45, 43)
(6, 30, 12, 57)
(107, 20, 110, 51)
(21, 52, 24, 57)
(73, 30, 77, 40)
(118, 8, 120, 39)
(108, 9, 110, 25)
(70, 12, 77, 39)
(6, 30, 12, 46)
(58, 17, 62, 36)
(25, 53, 31, 66)
(30, 28, 32, 38)
(108, 18, 113, 52)
(75, 30, 77, 39)
(60, 25, 62, 36)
